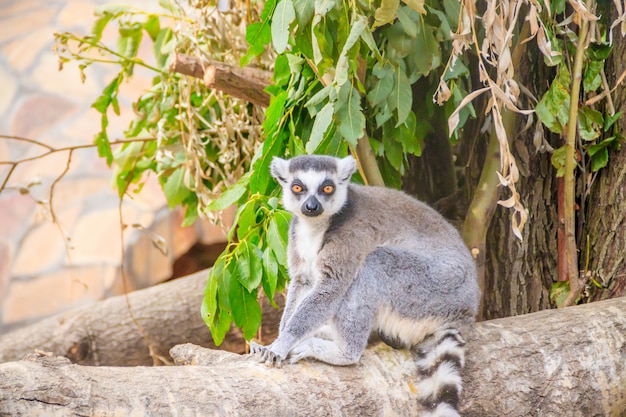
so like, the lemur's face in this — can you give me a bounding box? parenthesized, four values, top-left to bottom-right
(271, 155, 356, 219)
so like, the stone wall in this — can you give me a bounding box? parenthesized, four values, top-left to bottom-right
(0, 0, 228, 333)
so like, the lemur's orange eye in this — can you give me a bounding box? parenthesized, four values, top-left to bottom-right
(323, 185, 334, 194)
(292, 184, 303, 193)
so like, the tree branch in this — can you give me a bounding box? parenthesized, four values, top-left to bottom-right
(171, 53, 272, 107)
(0, 297, 624, 416)
(0, 270, 283, 366)
(561, 4, 594, 307)
(462, 127, 501, 319)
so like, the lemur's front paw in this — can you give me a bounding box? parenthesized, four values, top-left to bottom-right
(249, 341, 286, 367)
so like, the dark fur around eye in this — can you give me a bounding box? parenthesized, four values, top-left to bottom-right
(319, 180, 335, 195)
(291, 180, 306, 194)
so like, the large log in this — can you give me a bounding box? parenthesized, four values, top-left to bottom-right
(0, 297, 624, 416)
(0, 270, 283, 366)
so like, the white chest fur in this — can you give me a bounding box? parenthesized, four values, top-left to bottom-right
(291, 219, 328, 285)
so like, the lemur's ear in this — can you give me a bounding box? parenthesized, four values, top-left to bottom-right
(337, 156, 357, 183)
(270, 157, 290, 185)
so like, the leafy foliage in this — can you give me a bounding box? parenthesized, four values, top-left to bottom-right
(55, 1, 264, 227)
(536, 31, 622, 176)
(199, 0, 481, 343)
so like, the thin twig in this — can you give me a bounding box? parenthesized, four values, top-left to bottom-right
(0, 136, 156, 193)
(117, 141, 172, 366)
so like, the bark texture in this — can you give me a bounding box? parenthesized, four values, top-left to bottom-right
(586, 24, 626, 301)
(482, 57, 558, 319)
(0, 270, 283, 366)
(1, 297, 624, 417)
(171, 53, 272, 107)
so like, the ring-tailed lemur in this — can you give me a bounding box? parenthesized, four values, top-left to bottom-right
(250, 155, 480, 416)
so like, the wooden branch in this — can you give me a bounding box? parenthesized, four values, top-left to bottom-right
(462, 128, 501, 320)
(1, 297, 624, 416)
(171, 53, 272, 107)
(0, 270, 283, 366)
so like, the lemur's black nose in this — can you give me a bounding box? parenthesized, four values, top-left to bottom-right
(302, 196, 323, 217)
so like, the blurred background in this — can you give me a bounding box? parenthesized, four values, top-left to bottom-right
(0, 0, 228, 334)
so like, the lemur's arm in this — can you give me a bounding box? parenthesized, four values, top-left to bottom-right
(278, 276, 302, 333)
(253, 247, 362, 365)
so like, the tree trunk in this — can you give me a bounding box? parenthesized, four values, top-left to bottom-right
(1, 297, 624, 416)
(0, 270, 283, 366)
(585, 23, 626, 302)
(481, 56, 558, 319)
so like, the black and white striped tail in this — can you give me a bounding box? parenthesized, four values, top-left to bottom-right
(415, 328, 466, 417)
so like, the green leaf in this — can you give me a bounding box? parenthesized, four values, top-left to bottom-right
(229, 280, 262, 341)
(235, 241, 264, 292)
(590, 146, 609, 172)
(578, 107, 603, 141)
(373, 0, 400, 28)
(375, 102, 393, 127)
(388, 25, 413, 57)
(272, 0, 296, 54)
(396, 111, 421, 156)
(550, 281, 570, 306)
(267, 210, 290, 267)
(92, 75, 122, 114)
(396, 6, 417, 38)
(143, 15, 161, 41)
(217, 260, 234, 313)
(91, 14, 113, 42)
(181, 197, 199, 227)
(311, 15, 323, 65)
(392, 67, 412, 126)
(605, 111, 623, 132)
(583, 59, 603, 93)
(587, 42, 612, 60)
(587, 136, 615, 157)
(94, 130, 113, 166)
(443, 59, 469, 80)
(360, 26, 380, 61)
(251, 130, 287, 195)
(113, 141, 144, 172)
(304, 84, 331, 110)
(273, 54, 291, 87)
(235, 200, 259, 241)
(412, 20, 440, 75)
(336, 84, 365, 147)
(207, 173, 250, 211)
(262, 248, 279, 303)
(241, 21, 272, 66)
(294, 0, 315, 27)
(314, 0, 335, 16)
(334, 15, 367, 86)
(402, 0, 426, 14)
(368, 63, 393, 106)
(118, 23, 143, 75)
(306, 101, 334, 153)
(536, 65, 570, 134)
(153, 28, 173, 69)
(551, 145, 568, 177)
(202, 258, 224, 326)
(162, 166, 192, 208)
(383, 123, 404, 170)
(205, 258, 235, 345)
(263, 90, 288, 137)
